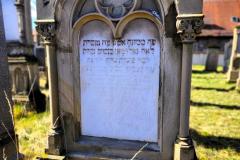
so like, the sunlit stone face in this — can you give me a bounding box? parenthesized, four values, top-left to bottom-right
(96, 0, 135, 20)
(79, 19, 160, 142)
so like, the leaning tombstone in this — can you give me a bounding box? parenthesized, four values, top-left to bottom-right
(228, 26, 240, 82)
(36, 0, 204, 159)
(0, 0, 19, 159)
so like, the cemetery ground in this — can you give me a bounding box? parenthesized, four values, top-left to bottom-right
(13, 66, 240, 160)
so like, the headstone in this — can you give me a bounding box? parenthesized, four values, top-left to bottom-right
(228, 26, 240, 82)
(0, 0, 18, 159)
(205, 47, 220, 72)
(36, 0, 203, 159)
(223, 40, 232, 73)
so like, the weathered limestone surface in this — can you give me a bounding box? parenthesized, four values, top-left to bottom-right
(36, 0, 203, 159)
(80, 20, 160, 142)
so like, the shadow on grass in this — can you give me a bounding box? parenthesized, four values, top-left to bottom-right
(191, 101, 240, 110)
(190, 129, 240, 152)
(192, 70, 222, 74)
(192, 86, 236, 92)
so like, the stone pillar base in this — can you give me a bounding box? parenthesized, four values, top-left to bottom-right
(237, 78, 240, 91)
(227, 70, 239, 82)
(45, 130, 64, 156)
(174, 137, 197, 160)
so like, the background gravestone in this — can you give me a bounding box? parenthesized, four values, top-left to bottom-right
(1, 0, 45, 112)
(228, 26, 240, 82)
(223, 40, 233, 73)
(0, 0, 18, 159)
(205, 47, 220, 72)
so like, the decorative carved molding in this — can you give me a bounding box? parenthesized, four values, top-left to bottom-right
(72, 11, 162, 39)
(43, 0, 50, 6)
(176, 14, 204, 43)
(35, 20, 56, 44)
(95, 0, 140, 21)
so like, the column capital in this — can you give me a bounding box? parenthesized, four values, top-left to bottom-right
(176, 14, 204, 43)
(36, 19, 56, 45)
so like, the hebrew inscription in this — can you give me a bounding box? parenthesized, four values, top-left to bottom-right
(80, 20, 160, 142)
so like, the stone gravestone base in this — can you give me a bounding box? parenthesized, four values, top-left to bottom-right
(228, 70, 240, 82)
(237, 72, 240, 91)
(205, 48, 220, 72)
(174, 137, 197, 160)
(227, 56, 240, 82)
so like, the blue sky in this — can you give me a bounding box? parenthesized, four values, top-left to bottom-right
(31, 0, 36, 28)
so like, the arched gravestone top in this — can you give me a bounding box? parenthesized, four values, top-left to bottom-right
(70, 2, 164, 144)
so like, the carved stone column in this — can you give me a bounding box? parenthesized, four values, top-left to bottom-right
(174, 14, 204, 160)
(15, 0, 26, 43)
(36, 20, 63, 155)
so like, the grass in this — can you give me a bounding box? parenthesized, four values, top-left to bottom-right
(13, 65, 240, 159)
(190, 65, 240, 160)
(14, 105, 50, 160)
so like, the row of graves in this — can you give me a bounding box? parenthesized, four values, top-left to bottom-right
(34, 0, 204, 160)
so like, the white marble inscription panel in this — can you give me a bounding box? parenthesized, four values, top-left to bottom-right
(80, 20, 160, 142)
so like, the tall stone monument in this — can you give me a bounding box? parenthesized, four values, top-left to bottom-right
(0, 0, 18, 159)
(228, 26, 240, 82)
(1, 0, 45, 111)
(36, 0, 204, 159)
